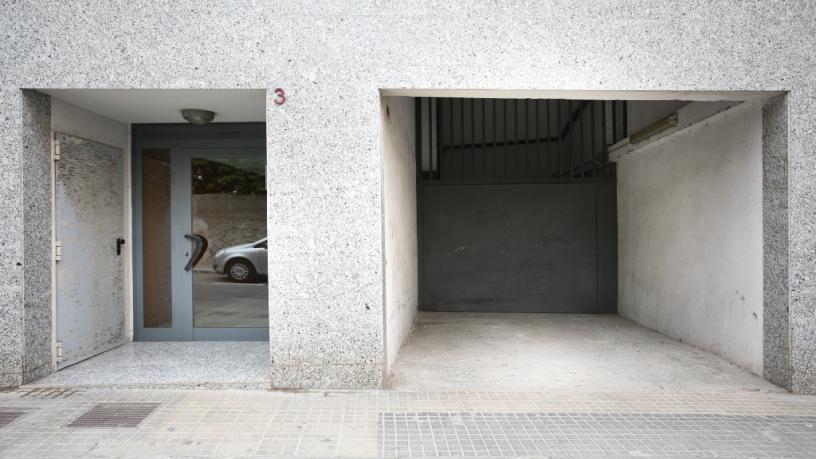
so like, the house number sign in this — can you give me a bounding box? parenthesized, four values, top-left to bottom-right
(274, 88, 286, 105)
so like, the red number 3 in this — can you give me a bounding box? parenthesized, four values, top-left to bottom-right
(273, 87, 286, 105)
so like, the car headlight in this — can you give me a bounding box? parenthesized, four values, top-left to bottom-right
(214, 248, 225, 257)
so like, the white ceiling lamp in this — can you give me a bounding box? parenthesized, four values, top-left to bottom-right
(181, 108, 216, 125)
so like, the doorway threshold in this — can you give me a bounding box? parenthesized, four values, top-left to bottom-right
(25, 342, 270, 390)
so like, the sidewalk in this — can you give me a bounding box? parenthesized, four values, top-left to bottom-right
(1, 387, 815, 458)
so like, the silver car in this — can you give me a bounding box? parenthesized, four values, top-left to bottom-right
(212, 237, 268, 282)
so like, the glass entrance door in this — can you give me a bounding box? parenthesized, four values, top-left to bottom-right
(136, 147, 268, 340)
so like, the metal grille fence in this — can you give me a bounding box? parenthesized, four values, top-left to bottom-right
(417, 98, 627, 182)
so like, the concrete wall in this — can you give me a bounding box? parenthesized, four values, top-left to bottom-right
(381, 96, 418, 378)
(1, 1, 814, 392)
(51, 98, 129, 150)
(618, 103, 763, 374)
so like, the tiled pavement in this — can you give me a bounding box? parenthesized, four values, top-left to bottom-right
(1, 388, 816, 458)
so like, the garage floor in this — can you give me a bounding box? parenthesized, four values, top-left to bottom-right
(389, 312, 782, 393)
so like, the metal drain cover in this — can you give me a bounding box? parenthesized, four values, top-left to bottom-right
(67, 403, 159, 428)
(18, 387, 81, 399)
(0, 410, 27, 427)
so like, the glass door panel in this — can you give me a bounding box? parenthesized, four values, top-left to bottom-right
(189, 157, 268, 330)
(135, 145, 268, 341)
(141, 149, 173, 328)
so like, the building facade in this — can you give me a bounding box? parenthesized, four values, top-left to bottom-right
(0, 1, 814, 394)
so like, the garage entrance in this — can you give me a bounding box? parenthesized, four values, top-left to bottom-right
(382, 92, 774, 391)
(417, 98, 622, 313)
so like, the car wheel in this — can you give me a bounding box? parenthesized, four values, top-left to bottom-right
(225, 259, 257, 283)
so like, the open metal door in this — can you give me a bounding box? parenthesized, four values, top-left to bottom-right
(55, 133, 126, 368)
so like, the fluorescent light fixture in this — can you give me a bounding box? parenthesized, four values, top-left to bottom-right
(630, 113, 678, 144)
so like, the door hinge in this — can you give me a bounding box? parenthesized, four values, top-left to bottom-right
(56, 341, 63, 362)
(54, 241, 62, 262)
(53, 138, 61, 161)
(54, 139, 60, 161)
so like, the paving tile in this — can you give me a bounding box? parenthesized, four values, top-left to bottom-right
(0, 389, 815, 457)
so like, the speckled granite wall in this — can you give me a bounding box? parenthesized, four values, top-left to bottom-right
(1, 1, 815, 392)
(0, 89, 25, 387)
(21, 90, 52, 383)
(762, 95, 791, 390)
(0, 90, 52, 387)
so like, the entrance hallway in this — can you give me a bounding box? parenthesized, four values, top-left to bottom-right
(389, 312, 781, 393)
(25, 342, 269, 390)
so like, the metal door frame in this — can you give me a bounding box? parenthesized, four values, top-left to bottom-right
(132, 123, 267, 341)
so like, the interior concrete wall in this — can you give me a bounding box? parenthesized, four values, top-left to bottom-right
(51, 98, 129, 150)
(381, 96, 418, 379)
(618, 103, 764, 374)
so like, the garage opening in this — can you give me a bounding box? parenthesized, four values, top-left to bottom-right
(382, 93, 777, 392)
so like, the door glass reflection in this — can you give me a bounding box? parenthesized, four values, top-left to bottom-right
(190, 157, 268, 328)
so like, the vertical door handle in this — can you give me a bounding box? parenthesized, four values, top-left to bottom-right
(184, 234, 208, 271)
(116, 237, 126, 256)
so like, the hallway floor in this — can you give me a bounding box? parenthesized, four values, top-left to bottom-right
(389, 312, 781, 393)
(26, 342, 270, 390)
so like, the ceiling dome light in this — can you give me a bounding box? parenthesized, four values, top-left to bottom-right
(181, 109, 215, 125)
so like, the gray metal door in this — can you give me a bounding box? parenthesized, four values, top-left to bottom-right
(55, 133, 125, 368)
(421, 183, 602, 313)
(416, 97, 620, 313)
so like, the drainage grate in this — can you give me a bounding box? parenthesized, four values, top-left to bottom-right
(0, 410, 27, 427)
(67, 403, 159, 428)
(17, 387, 81, 399)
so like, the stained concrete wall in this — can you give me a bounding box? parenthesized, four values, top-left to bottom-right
(618, 104, 764, 374)
(381, 96, 418, 378)
(0, 1, 814, 392)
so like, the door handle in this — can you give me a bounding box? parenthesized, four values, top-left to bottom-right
(183, 234, 208, 271)
(116, 237, 126, 256)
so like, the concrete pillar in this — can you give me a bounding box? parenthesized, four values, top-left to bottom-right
(265, 87, 385, 388)
(762, 95, 791, 389)
(785, 90, 816, 394)
(0, 89, 52, 387)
